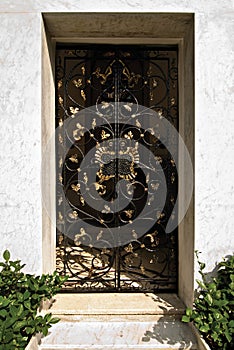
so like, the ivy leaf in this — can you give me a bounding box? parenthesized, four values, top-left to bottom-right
(49, 317, 60, 324)
(224, 330, 232, 343)
(186, 308, 193, 317)
(205, 294, 213, 305)
(3, 250, 10, 262)
(200, 325, 210, 333)
(181, 315, 190, 323)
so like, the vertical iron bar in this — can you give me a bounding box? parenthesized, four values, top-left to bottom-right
(113, 60, 121, 290)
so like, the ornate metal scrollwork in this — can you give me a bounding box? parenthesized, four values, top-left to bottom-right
(95, 141, 139, 182)
(56, 45, 178, 292)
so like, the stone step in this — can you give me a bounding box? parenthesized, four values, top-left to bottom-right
(38, 293, 197, 350)
(39, 319, 197, 350)
(49, 293, 186, 317)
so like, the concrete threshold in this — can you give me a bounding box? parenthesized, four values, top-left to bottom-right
(50, 293, 186, 316)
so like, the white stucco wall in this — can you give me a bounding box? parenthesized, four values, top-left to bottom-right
(0, 0, 233, 277)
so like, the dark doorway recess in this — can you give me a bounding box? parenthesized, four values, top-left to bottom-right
(55, 44, 178, 292)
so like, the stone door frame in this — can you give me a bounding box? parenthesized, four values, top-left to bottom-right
(41, 12, 194, 307)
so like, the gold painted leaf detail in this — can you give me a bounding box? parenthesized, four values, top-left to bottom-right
(97, 230, 103, 240)
(101, 101, 110, 109)
(92, 118, 96, 129)
(66, 50, 74, 56)
(147, 66, 152, 76)
(126, 183, 134, 195)
(147, 128, 155, 135)
(101, 247, 107, 254)
(76, 122, 84, 129)
(151, 182, 159, 191)
(73, 78, 82, 88)
(95, 183, 106, 195)
(124, 243, 133, 253)
(123, 104, 132, 112)
(101, 130, 110, 140)
(132, 230, 138, 239)
(157, 109, 163, 117)
(57, 211, 64, 225)
(155, 238, 160, 246)
(80, 195, 85, 206)
(71, 183, 80, 192)
(58, 95, 63, 105)
(135, 119, 142, 128)
(103, 51, 115, 57)
(69, 154, 78, 163)
(83, 172, 88, 184)
(145, 233, 154, 243)
(107, 91, 114, 98)
(81, 66, 85, 75)
(58, 80, 63, 89)
(58, 235, 63, 245)
(58, 118, 63, 127)
(124, 210, 134, 219)
(81, 89, 86, 101)
(125, 257, 133, 265)
(69, 211, 78, 219)
(170, 97, 176, 106)
(147, 195, 154, 205)
(58, 134, 63, 144)
(74, 228, 86, 246)
(59, 158, 63, 168)
(73, 130, 82, 141)
(155, 156, 162, 163)
(170, 196, 175, 205)
(121, 51, 131, 57)
(152, 79, 158, 87)
(124, 131, 133, 139)
(94, 66, 112, 84)
(156, 212, 165, 221)
(102, 205, 111, 213)
(69, 106, 79, 114)
(171, 173, 175, 183)
(73, 123, 85, 141)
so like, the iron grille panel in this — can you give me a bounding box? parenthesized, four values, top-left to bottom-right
(56, 45, 178, 292)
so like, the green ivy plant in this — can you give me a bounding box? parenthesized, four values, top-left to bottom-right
(182, 251, 234, 350)
(0, 250, 67, 350)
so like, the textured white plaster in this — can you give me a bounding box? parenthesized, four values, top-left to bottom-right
(0, 0, 233, 279)
(195, 11, 234, 273)
(0, 13, 42, 273)
(0, 0, 232, 14)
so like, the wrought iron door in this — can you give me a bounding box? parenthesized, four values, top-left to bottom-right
(56, 45, 178, 292)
